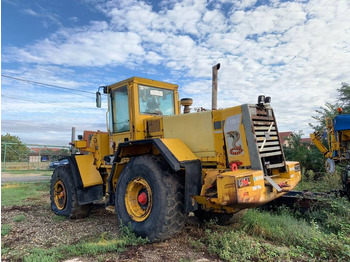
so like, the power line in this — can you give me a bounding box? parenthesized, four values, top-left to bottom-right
(1, 120, 106, 131)
(1, 94, 106, 110)
(1, 74, 96, 95)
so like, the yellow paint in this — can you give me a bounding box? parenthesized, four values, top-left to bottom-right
(125, 177, 152, 222)
(160, 138, 198, 162)
(310, 133, 331, 158)
(113, 77, 179, 141)
(195, 165, 301, 213)
(74, 140, 87, 149)
(53, 180, 66, 210)
(89, 133, 110, 168)
(163, 111, 216, 158)
(75, 155, 103, 187)
(193, 196, 237, 213)
(212, 110, 226, 168)
(68, 76, 303, 217)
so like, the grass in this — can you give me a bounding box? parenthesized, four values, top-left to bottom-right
(1, 224, 12, 237)
(296, 169, 343, 192)
(1, 182, 49, 206)
(2, 161, 50, 171)
(13, 214, 26, 222)
(52, 215, 67, 222)
(191, 171, 350, 261)
(23, 224, 148, 262)
(205, 229, 292, 261)
(2, 169, 52, 176)
(194, 197, 350, 261)
(3, 172, 350, 261)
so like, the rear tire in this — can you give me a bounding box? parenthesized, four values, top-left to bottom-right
(194, 209, 247, 225)
(50, 165, 92, 218)
(115, 155, 186, 242)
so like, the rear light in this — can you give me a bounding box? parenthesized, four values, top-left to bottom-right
(237, 177, 251, 188)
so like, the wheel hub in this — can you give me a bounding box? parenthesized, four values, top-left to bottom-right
(125, 177, 152, 222)
(138, 192, 148, 205)
(54, 180, 67, 210)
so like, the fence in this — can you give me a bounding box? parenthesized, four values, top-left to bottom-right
(1, 143, 70, 171)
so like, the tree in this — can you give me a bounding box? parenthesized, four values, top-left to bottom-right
(337, 82, 350, 112)
(283, 131, 324, 175)
(1, 133, 30, 162)
(309, 82, 350, 132)
(309, 102, 342, 132)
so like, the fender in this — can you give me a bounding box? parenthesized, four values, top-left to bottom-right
(107, 138, 202, 212)
(66, 155, 104, 205)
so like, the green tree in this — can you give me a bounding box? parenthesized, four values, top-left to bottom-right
(309, 82, 350, 132)
(309, 102, 341, 132)
(337, 82, 350, 112)
(1, 133, 30, 162)
(283, 131, 324, 175)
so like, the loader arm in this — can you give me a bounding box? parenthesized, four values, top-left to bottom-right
(310, 132, 331, 158)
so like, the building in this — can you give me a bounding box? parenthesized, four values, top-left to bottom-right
(278, 131, 293, 147)
(278, 132, 312, 148)
(28, 147, 69, 162)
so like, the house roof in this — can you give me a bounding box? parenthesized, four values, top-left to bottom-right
(29, 147, 65, 155)
(278, 131, 293, 144)
(300, 138, 312, 144)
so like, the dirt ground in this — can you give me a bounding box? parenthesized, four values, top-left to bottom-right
(1, 183, 222, 262)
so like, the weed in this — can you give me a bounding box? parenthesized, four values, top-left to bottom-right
(242, 209, 350, 260)
(296, 170, 342, 192)
(52, 215, 66, 222)
(297, 197, 350, 236)
(23, 223, 148, 262)
(1, 245, 10, 255)
(204, 229, 292, 261)
(1, 224, 12, 236)
(13, 214, 26, 222)
(188, 237, 206, 251)
(1, 182, 49, 206)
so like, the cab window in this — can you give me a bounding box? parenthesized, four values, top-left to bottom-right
(138, 84, 175, 116)
(111, 86, 130, 133)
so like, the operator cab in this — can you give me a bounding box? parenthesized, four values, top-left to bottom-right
(96, 77, 179, 143)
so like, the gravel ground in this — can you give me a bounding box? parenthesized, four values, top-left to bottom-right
(1, 183, 222, 262)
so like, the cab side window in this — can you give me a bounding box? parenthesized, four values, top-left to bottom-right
(112, 86, 130, 133)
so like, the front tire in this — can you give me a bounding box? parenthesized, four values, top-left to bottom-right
(50, 165, 92, 218)
(115, 155, 186, 242)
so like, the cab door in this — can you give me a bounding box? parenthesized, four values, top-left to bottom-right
(109, 85, 132, 152)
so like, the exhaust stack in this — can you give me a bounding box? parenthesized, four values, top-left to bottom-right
(212, 63, 220, 110)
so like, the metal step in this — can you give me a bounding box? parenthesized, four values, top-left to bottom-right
(264, 176, 282, 192)
(259, 146, 281, 152)
(260, 151, 282, 158)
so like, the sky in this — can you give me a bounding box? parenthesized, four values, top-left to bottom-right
(1, 0, 350, 146)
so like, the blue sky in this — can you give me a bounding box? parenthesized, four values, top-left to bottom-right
(2, 0, 350, 145)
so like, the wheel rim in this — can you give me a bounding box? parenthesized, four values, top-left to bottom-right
(125, 177, 152, 222)
(54, 180, 67, 210)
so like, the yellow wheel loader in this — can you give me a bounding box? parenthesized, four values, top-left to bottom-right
(50, 65, 301, 242)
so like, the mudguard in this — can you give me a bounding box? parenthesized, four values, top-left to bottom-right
(108, 138, 202, 212)
(67, 155, 103, 205)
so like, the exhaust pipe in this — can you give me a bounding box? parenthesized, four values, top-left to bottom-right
(71, 127, 76, 155)
(212, 63, 220, 110)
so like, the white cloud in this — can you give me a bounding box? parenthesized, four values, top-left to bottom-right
(2, 0, 350, 143)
